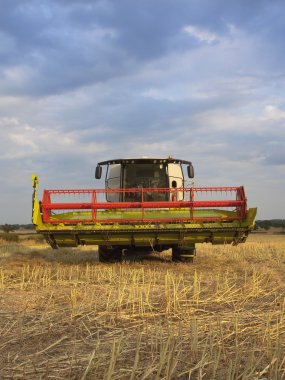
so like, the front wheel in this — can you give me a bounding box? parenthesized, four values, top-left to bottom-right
(98, 245, 122, 263)
(172, 245, 196, 263)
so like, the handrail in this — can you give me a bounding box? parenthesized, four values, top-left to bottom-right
(41, 186, 247, 224)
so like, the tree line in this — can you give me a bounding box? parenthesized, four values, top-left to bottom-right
(0, 224, 34, 233)
(255, 219, 285, 231)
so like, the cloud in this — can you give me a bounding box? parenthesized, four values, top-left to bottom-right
(0, 0, 285, 222)
(183, 25, 219, 43)
(265, 152, 285, 166)
(264, 105, 285, 120)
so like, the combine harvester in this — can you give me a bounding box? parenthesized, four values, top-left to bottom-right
(32, 157, 257, 262)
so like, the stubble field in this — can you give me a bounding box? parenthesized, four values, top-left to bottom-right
(0, 233, 284, 379)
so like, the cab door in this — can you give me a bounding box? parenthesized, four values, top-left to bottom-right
(106, 164, 121, 202)
(168, 163, 184, 201)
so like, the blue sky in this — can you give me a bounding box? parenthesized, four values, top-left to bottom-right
(0, 0, 285, 223)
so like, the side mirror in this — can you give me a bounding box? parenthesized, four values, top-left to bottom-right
(187, 164, 194, 178)
(95, 165, 102, 179)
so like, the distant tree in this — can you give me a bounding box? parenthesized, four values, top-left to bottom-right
(255, 219, 285, 232)
(2, 224, 14, 233)
(257, 220, 271, 230)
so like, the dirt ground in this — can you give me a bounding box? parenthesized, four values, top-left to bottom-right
(0, 233, 284, 379)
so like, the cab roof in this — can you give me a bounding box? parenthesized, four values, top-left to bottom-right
(98, 158, 192, 166)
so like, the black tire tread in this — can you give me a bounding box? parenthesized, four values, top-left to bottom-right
(98, 245, 122, 263)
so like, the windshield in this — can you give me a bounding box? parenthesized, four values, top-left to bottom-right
(123, 163, 167, 189)
(123, 163, 168, 201)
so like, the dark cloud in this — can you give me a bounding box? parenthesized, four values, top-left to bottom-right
(264, 152, 285, 166)
(0, 0, 285, 221)
(1, 0, 285, 96)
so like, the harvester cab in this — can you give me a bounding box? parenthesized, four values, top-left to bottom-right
(32, 157, 257, 263)
(95, 158, 194, 202)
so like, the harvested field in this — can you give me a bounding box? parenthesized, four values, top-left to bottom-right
(0, 234, 285, 379)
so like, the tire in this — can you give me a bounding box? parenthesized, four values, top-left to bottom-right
(172, 245, 195, 263)
(123, 247, 151, 262)
(98, 245, 122, 263)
